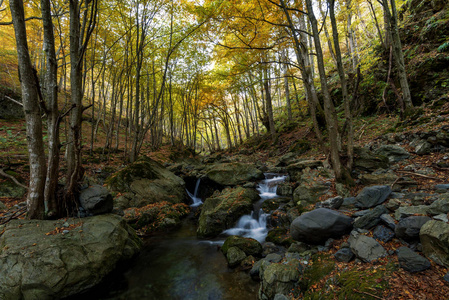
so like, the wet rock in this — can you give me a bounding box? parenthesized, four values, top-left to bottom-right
(395, 216, 431, 241)
(204, 162, 264, 186)
(374, 145, 410, 163)
(348, 232, 387, 262)
(290, 208, 353, 244)
(420, 220, 449, 267)
(79, 185, 113, 215)
(226, 246, 247, 268)
(316, 196, 343, 210)
(0, 215, 141, 299)
(259, 259, 302, 300)
(354, 205, 388, 229)
(221, 235, 263, 257)
(355, 185, 392, 209)
(197, 187, 259, 238)
(373, 225, 395, 242)
(334, 248, 355, 262)
(397, 247, 431, 273)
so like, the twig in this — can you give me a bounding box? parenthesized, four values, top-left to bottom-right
(0, 207, 27, 225)
(4, 95, 23, 107)
(396, 170, 440, 180)
(390, 175, 402, 188)
(352, 289, 384, 300)
(0, 168, 28, 189)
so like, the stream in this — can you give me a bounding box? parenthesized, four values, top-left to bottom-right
(81, 174, 285, 300)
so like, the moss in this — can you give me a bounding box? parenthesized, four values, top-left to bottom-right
(265, 228, 294, 247)
(300, 254, 335, 293)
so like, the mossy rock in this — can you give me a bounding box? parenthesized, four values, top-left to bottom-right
(300, 254, 335, 293)
(204, 162, 264, 186)
(221, 235, 262, 256)
(265, 228, 294, 247)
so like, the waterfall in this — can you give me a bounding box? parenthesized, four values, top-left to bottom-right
(187, 178, 203, 207)
(222, 174, 286, 243)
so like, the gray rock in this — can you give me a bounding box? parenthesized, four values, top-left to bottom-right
(374, 145, 410, 163)
(0, 215, 141, 299)
(226, 246, 247, 268)
(394, 205, 429, 220)
(395, 216, 431, 241)
(380, 214, 396, 229)
(334, 248, 354, 262)
(355, 185, 392, 209)
(397, 247, 431, 273)
(354, 205, 388, 229)
(434, 214, 449, 222)
(290, 208, 353, 244)
(415, 141, 432, 155)
(348, 232, 387, 262)
(353, 147, 389, 172)
(265, 253, 283, 263)
(341, 197, 356, 208)
(420, 220, 449, 267)
(274, 294, 289, 300)
(293, 182, 330, 208)
(435, 184, 449, 190)
(205, 162, 264, 186)
(79, 185, 113, 215)
(427, 195, 449, 215)
(259, 259, 302, 300)
(373, 225, 395, 242)
(276, 182, 293, 196)
(316, 196, 343, 209)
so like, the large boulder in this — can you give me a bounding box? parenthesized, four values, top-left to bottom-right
(290, 208, 353, 244)
(374, 145, 410, 163)
(420, 220, 449, 267)
(348, 232, 387, 262)
(204, 162, 264, 186)
(354, 185, 392, 209)
(259, 259, 302, 300)
(197, 187, 259, 238)
(0, 214, 141, 300)
(395, 216, 431, 241)
(106, 156, 187, 207)
(221, 235, 263, 257)
(397, 247, 431, 273)
(79, 185, 113, 215)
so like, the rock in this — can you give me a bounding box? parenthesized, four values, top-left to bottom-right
(360, 172, 398, 185)
(293, 182, 330, 208)
(341, 197, 356, 208)
(427, 195, 449, 215)
(316, 196, 343, 210)
(259, 259, 302, 300)
(444, 272, 449, 283)
(385, 198, 402, 211)
(226, 246, 247, 267)
(420, 220, 449, 267)
(266, 228, 294, 247)
(348, 232, 387, 262)
(286, 160, 323, 181)
(276, 182, 293, 196)
(415, 141, 432, 155)
(290, 208, 353, 244)
(0, 180, 26, 199)
(355, 185, 392, 209)
(334, 248, 354, 262)
(0, 214, 141, 299)
(394, 205, 429, 220)
(354, 205, 388, 229)
(197, 187, 259, 238)
(435, 184, 449, 191)
(397, 247, 431, 273)
(274, 294, 289, 300)
(106, 156, 187, 206)
(373, 225, 395, 242)
(374, 145, 410, 163)
(434, 214, 449, 222)
(241, 255, 256, 269)
(287, 242, 310, 254)
(0, 201, 6, 210)
(79, 185, 113, 215)
(221, 235, 263, 257)
(380, 214, 396, 230)
(276, 152, 297, 167)
(395, 216, 431, 241)
(204, 162, 264, 186)
(353, 147, 389, 172)
(264, 253, 283, 263)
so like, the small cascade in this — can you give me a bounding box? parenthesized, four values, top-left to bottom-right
(222, 173, 286, 243)
(187, 178, 203, 207)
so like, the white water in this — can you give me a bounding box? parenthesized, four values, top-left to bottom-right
(187, 178, 203, 207)
(222, 174, 286, 243)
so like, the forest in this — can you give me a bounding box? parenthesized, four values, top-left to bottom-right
(0, 0, 449, 299)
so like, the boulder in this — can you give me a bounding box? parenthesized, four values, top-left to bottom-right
(354, 205, 388, 229)
(395, 216, 431, 241)
(334, 248, 355, 263)
(259, 259, 302, 300)
(79, 185, 113, 215)
(354, 185, 392, 209)
(106, 156, 187, 207)
(348, 232, 387, 262)
(204, 162, 264, 186)
(221, 235, 263, 257)
(397, 247, 431, 273)
(276, 182, 293, 197)
(293, 182, 330, 208)
(373, 225, 395, 242)
(286, 160, 323, 181)
(316, 196, 344, 210)
(395, 205, 430, 220)
(197, 187, 259, 238)
(374, 145, 410, 163)
(420, 220, 449, 267)
(353, 147, 389, 172)
(0, 214, 141, 300)
(290, 208, 353, 244)
(226, 246, 247, 268)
